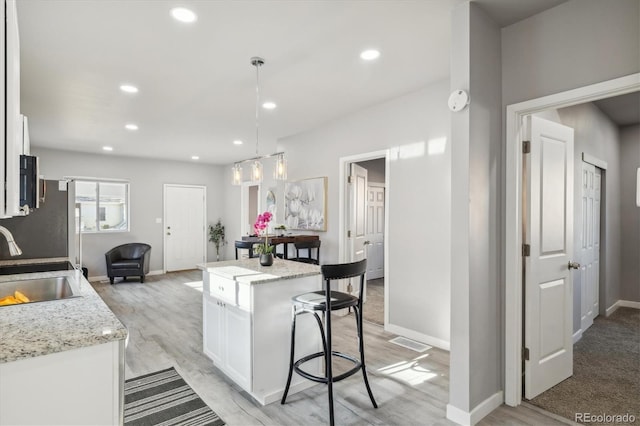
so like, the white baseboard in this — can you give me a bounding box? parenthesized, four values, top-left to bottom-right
(572, 329, 582, 344)
(446, 391, 504, 425)
(606, 299, 640, 316)
(385, 323, 450, 351)
(88, 270, 164, 282)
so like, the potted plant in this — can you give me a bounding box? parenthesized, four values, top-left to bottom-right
(254, 212, 274, 266)
(209, 219, 227, 261)
(274, 224, 287, 236)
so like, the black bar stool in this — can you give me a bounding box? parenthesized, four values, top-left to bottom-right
(281, 258, 377, 425)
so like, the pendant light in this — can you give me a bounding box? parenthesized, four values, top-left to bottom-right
(251, 57, 264, 183)
(231, 57, 288, 185)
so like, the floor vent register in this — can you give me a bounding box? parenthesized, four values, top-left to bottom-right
(388, 336, 432, 353)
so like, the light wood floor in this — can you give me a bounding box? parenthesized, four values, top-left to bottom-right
(93, 271, 569, 426)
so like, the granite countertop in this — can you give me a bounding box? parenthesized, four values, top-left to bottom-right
(0, 269, 128, 364)
(198, 258, 321, 284)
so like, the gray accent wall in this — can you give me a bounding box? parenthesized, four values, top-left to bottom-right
(356, 158, 386, 183)
(502, 0, 640, 107)
(449, 1, 502, 414)
(32, 148, 225, 277)
(620, 124, 640, 302)
(0, 180, 68, 259)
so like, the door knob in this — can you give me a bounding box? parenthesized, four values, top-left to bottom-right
(568, 261, 580, 270)
(363, 240, 371, 246)
(167, 232, 171, 236)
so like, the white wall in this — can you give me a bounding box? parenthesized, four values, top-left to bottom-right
(33, 148, 225, 278)
(620, 124, 640, 302)
(224, 80, 452, 346)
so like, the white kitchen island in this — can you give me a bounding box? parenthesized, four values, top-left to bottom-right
(199, 258, 323, 405)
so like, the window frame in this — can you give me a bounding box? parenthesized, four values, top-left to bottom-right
(73, 178, 131, 234)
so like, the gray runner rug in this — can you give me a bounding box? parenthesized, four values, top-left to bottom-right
(124, 367, 225, 426)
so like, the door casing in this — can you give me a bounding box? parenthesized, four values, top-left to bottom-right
(339, 150, 390, 326)
(504, 73, 640, 406)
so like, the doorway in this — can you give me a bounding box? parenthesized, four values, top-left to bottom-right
(355, 159, 386, 326)
(163, 184, 206, 272)
(240, 182, 260, 236)
(340, 150, 389, 328)
(505, 73, 640, 406)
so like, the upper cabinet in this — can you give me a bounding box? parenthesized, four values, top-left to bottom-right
(2, 0, 23, 218)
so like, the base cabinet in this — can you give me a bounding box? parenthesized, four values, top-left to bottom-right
(0, 340, 124, 426)
(203, 293, 251, 391)
(202, 268, 322, 405)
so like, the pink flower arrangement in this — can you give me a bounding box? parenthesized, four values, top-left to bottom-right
(254, 211, 274, 254)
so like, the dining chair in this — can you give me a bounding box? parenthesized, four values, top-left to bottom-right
(234, 240, 258, 260)
(289, 240, 321, 264)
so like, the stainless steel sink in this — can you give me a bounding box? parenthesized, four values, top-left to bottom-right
(0, 276, 79, 306)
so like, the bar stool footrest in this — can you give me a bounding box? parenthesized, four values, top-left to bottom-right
(293, 351, 363, 383)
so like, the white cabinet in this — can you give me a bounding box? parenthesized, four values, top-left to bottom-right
(2, 0, 23, 218)
(0, 340, 125, 425)
(202, 264, 323, 405)
(203, 293, 251, 391)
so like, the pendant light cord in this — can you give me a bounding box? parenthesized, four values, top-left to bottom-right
(253, 58, 263, 158)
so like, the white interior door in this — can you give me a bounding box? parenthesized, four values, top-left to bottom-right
(164, 184, 206, 272)
(524, 116, 575, 399)
(580, 163, 601, 331)
(366, 184, 385, 279)
(348, 163, 368, 296)
(349, 163, 368, 263)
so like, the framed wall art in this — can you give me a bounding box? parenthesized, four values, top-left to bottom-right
(284, 177, 327, 231)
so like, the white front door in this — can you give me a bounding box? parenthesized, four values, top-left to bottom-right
(164, 184, 206, 272)
(524, 116, 575, 399)
(366, 184, 385, 279)
(580, 162, 601, 331)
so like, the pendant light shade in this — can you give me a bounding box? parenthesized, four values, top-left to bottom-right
(274, 154, 287, 180)
(231, 56, 287, 185)
(252, 160, 263, 182)
(232, 164, 243, 186)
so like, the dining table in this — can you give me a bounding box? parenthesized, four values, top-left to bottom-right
(241, 234, 320, 259)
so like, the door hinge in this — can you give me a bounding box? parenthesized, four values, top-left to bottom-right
(347, 175, 353, 184)
(522, 244, 530, 257)
(347, 230, 352, 238)
(522, 347, 530, 361)
(522, 140, 531, 154)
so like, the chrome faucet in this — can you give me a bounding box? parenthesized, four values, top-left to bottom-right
(0, 226, 22, 256)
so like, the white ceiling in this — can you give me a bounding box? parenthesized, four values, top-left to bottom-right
(18, 0, 567, 165)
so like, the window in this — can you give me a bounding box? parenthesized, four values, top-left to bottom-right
(75, 180, 129, 232)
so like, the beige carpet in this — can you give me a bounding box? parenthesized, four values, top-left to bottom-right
(363, 278, 384, 325)
(528, 307, 640, 425)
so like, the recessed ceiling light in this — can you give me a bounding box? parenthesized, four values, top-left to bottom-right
(233, 140, 243, 145)
(191, 156, 199, 160)
(119, 84, 138, 94)
(125, 123, 138, 131)
(171, 7, 197, 23)
(360, 49, 380, 61)
(103, 146, 113, 151)
(262, 102, 277, 110)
